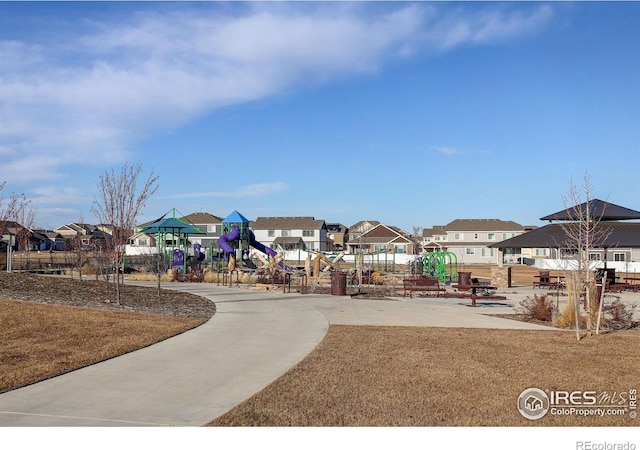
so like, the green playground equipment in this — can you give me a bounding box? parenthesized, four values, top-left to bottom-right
(423, 251, 459, 284)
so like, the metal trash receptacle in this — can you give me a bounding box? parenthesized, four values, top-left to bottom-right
(458, 271, 472, 285)
(331, 271, 347, 296)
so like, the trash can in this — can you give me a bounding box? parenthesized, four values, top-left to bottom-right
(331, 271, 347, 296)
(458, 271, 472, 285)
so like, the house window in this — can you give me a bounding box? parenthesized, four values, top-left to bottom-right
(481, 248, 493, 257)
(207, 225, 218, 233)
(487, 233, 495, 240)
(138, 239, 148, 246)
(374, 244, 386, 253)
(614, 253, 626, 262)
(454, 233, 463, 240)
(394, 245, 407, 254)
(268, 230, 275, 237)
(303, 230, 314, 237)
(281, 230, 291, 237)
(503, 232, 516, 239)
(474, 233, 479, 240)
(535, 248, 548, 256)
(465, 248, 475, 255)
(589, 253, 601, 261)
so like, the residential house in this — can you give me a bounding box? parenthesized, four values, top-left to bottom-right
(422, 219, 526, 264)
(54, 222, 111, 250)
(346, 223, 414, 255)
(32, 229, 66, 251)
(421, 225, 447, 251)
(347, 220, 380, 242)
(181, 212, 224, 250)
(326, 223, 348, 251)
(250, 217, 330, 252)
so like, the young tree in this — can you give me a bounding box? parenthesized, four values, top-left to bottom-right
(1, 183, 30, 271)
(91, 163, 159, 305)
(559, 173, 611, 340)
(13, 199, 37, 271)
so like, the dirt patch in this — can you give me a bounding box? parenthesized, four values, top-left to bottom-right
(0, 272, 216, 319)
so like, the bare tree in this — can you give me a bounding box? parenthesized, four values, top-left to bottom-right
(1, 183, 31, 271)
(0, 183, 22, 234)
(559, 173, 611, 340)
(91, 163, 159, 305)
(12, 198, 37, 271)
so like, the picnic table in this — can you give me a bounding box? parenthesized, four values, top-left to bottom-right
(449, 281, 505, 307)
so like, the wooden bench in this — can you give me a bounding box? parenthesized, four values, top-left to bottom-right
(403, 277, 446, 298)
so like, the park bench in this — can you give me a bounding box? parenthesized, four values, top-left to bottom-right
(403, 276, 447, 298)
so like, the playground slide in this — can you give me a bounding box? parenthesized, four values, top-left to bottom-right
(248, 231, 277, 257)
(219, 227, 288, 270)
(218, 226, 240, 257)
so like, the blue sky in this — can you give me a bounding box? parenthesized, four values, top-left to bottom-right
(1, 1, 638, 232)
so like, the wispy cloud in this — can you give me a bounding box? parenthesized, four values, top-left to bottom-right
(162, 182, 288, 200)
(432, 146, 492, 157)
(0, 3, 554, 185)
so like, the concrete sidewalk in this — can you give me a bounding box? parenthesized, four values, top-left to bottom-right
(3, 282, 632, 426)
(0, 284, 328, 426)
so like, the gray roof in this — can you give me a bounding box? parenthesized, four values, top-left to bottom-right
(445, 219, 524, 232)
(251, 217, 326, 230)
(540, 199, 640, 221)
(181, 212, 223, 224)
(489, 222, 640, 249)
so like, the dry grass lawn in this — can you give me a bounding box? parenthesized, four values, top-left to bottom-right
(0, 297, 204, 394)
(2, 270, 639, 427)
(209, 325, 640, 427)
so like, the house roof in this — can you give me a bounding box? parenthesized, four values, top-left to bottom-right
(347, 223, 412, 245)
(540, 199, 640, 221)
(251, 216, 326, 230)
(422, 225, 446, 237)
(273, 236, 304, 245)
(445, 219, 524, 232)
(181, 212, 223, 224)
(488, 222, 640, 249)
(326, 223, 348, 233)
(348, 220, 380, 233)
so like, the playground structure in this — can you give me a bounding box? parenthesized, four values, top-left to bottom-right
(415, 251, 459, 284)
(217, 210, 295, 279)
(138, 208, 204, 274)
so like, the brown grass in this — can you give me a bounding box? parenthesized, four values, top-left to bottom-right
(2, 269, 639, 427)
(0, 297, 203, 393)
(209, 326, 640, 427)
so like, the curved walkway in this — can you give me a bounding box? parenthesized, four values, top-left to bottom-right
(0, 283, 557, 426)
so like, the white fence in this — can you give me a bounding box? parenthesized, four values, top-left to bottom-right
(533, 258, 640, 275)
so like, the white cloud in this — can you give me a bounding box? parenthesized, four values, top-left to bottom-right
(162, 182, 288, 200)
(433, 146, 462, 156)
(0, 3, 554, 186)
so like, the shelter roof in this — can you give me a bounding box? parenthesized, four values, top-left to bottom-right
(139, 216, 203, 234)
(488, 222, 640, 249)
(540, 199, 640, 221)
